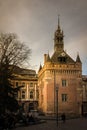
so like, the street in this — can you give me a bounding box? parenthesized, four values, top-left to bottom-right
(14, 117, 87, 130)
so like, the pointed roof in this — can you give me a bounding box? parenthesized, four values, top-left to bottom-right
(58, 14, 61, 31)
(38, 63, 42, 72)
(76, 53, 81, 63)
(46, 53, 51, 62)
(55, 15, 62, 35)
(51, 50, 75, 64)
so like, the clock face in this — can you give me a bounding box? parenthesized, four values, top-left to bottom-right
(61, 52, 66, 56)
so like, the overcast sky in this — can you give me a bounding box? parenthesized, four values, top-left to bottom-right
(0, 0, 87, 74)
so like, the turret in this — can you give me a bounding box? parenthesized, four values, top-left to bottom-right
(44, 53, 51, 64)
(76, 53, 81, 63)
(38, 63, 42, 72)
(46, 52, 51, 62)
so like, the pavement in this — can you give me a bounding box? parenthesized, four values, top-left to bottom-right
(14, 117, 87, 130)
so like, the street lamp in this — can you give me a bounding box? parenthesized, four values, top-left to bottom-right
(56, 84, 59, 127)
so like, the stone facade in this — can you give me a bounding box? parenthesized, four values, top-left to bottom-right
(11, 66, 38, 113)
(82, 75, 87, 116)
(38, 18, 82, 115)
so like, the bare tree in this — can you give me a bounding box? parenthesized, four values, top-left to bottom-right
(0, 33, 31, 67)
(0, 33, 31, 113)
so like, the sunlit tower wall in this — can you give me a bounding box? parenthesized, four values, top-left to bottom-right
(38, 18, 82, 116)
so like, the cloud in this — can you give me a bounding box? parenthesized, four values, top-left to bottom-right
(0, 0, 87, 74)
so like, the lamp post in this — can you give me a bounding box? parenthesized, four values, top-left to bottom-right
(54, 70, 56, 114)
(56, 84, 59, 127)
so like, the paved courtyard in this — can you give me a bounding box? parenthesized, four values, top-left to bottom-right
(14, 117, 87, 130)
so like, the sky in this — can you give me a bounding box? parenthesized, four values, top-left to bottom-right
(0, 0, 87, 75)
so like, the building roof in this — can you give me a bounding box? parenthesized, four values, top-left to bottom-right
(51, 50, 75, 64)
(10, 65, 38, 81)
(12, 66, 36, 76)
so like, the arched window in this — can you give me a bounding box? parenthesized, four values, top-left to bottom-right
(30, 83, 33, 87)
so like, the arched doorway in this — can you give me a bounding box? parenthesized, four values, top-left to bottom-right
(28, 102, 34, 111)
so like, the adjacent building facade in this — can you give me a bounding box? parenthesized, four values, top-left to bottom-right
(38, 18, 82, 115)
(82, 75, 87, 116)
(11, 66, 38, 113)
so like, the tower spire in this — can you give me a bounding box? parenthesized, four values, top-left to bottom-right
(54, 15, 64, 52)
(58, 14, 60, 28)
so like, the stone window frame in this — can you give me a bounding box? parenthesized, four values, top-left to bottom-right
(30, 82, 33, 87)
(61, 94, 68, 102)
(62, 79, 67, 87)
(30, 91, 34, 99)
(21, 90, 26, 99)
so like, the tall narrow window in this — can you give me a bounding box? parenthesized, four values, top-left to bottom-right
(36, 90, 39, 99)
(30, 91, 33, 99)
(16, 82, 18, 87)
(21, 90, 26, 99)
(14, 92, 18, 99)
(62, 94, 67, 102)
(62, 79, 67, 87)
